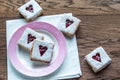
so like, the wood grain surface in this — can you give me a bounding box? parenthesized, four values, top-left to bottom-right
(0, 0, 120, 80)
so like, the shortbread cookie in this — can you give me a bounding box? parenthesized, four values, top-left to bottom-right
(85, 47, 112, 73)
(18, 28, 43, 52)
(18, 0, 43, 21)
(58, 15, 81, 37)
(30, 39, 54, 63)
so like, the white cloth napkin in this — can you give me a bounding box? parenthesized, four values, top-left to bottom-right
(6, 13, 82, 80)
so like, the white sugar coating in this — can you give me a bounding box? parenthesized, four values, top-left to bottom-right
(85, 47, 112, 72)
(58, 14, 81, 37)
(17, 28, 43, 52)
(30, 39, 54, 63)
(18, 0, 43, 21)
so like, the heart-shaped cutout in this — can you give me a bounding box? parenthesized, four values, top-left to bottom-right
(39, 45, 48, 56)
(26, 5, 34, 13)
(66, 19, 73, 28)
(27, 34, 36, 44)
(92, 53, 101, 62)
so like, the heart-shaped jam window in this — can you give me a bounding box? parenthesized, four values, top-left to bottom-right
(66, 19, 74, 28)
(92, 53, 101, 62)
(39, 45, 48, 56)
(26, 5, 34, 13)
(27, 34, 36, 44)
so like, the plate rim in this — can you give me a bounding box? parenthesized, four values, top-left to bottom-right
(8, 22, 67, 77)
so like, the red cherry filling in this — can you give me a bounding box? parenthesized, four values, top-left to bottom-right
(27, 34, 36, 44)
(26, 5, 34, 13)
(39, 45, 48, 56)
(92, 53, 101, 62)
(66, 19, 73, 28)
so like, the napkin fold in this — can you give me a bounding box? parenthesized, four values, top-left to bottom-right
(6, 13, 82, 80)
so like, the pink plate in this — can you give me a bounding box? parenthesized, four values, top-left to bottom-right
(8, 22, 67, 77)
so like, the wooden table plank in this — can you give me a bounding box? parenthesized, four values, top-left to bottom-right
(1, 0, 120, 17)
(0, 0, 120, 80)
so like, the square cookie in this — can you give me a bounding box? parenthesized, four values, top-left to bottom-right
(30, 39, 54, 63)
(18, 0, 43, 21)
(18, 28, 43, 52)
(85, 47, 112, 73)
(58, 14, 81, 37)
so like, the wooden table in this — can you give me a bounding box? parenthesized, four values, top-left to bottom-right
(0, 0, 120, 80)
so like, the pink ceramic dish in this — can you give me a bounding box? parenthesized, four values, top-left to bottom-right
(8, 22, 67, 77)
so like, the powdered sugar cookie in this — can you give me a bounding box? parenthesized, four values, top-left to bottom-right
(85, 47, 112, 73)
(18, 28, 43, 52)
(58, 14, 81, 37)
(30, 39, 54, 63)
(18, 0, 43, 21)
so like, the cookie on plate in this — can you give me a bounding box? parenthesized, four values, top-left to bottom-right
(18, 0, 43, 21)
(85, 47, 112, 73)
(58, 14, 81, 37)
(18, 28, 43, 52)
(30, 39, 54, 63)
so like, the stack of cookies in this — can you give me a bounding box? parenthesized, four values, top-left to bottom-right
(18, 28, 54, 64)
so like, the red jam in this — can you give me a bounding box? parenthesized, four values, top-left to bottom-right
(39, 45, 47, 56)
(26, 5, 34, 13)
(27, 34, 36, 44)
(66, 19, 73, 28)
(92, 53, 101, 62)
